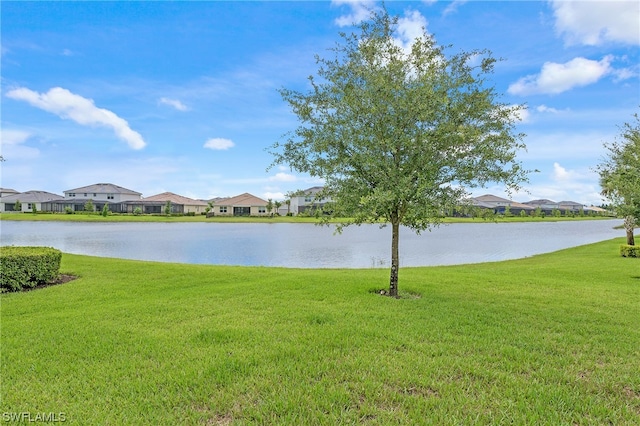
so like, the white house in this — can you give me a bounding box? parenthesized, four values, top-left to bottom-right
(287, 186, 331, 215)
(63, 183, 142, 203)
(0, 191, 64, 212)
(0, 188, 19, 198)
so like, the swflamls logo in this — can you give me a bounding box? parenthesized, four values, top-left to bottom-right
(2, 412, 66, 423)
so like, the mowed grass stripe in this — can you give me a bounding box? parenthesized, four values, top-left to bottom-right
(1, 238, 638, 425)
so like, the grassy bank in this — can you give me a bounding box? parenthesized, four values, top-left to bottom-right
(1, 239, 638, 425)
(0, 212, 612, 224)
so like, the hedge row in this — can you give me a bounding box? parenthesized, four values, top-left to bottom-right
(620, 244, 640, 258)
(1, 246, 62, 292)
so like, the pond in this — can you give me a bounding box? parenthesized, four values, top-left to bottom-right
(0, 219, 623, 268)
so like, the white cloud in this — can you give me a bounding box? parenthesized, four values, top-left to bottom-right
(510, 105, 530, 123)
(0, 129, 31, 146)
(159, 97, 189, 111)
(443, 0, 467, 16)
(550, 0, 640, 46)
(0, 129, 40, 159)
(332, 0, 377, 27)
(5, 87, 146, 150)
(203, 137, 234, 150)
(263, 191, 285, 201)
(536, 105, 561, 114)
(552, 162, 574, 181)
(508, 56, 613, 95)
(269, 172, 297, 182)
(394, 10, 429, 52)
(612, 66, 638, 82)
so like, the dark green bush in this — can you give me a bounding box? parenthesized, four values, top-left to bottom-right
(1, 246, 62, 292)
(620, 244, 640, 258)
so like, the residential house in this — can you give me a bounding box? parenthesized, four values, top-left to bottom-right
(523, 199, 584, 215)
(211, 193, 269, 216)
(0, 188, 19, 198)
(557, 200, 585, 213)
(43, 183, 142, 213)
(0, 191, 64, 212)
(471, 194, 534, 216)
(125, 192, 208, 215)
(287, 186, 331, 215)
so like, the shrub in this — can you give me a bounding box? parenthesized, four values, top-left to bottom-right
(1, 246, 62, 292)
(620, 244, 640, 258)
(133, 207, 142, 216)
(65, 207, 74, 214)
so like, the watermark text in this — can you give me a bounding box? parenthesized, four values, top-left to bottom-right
(2, 412, 66, 423)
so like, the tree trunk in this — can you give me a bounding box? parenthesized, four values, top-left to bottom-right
(389, 219, 400, 298)
(624, 215, 636, 246)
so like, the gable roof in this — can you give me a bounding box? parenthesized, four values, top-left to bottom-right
(473, 194, 512, 204)
(524, 199, 557, 206)
(302, 186, 324, 195)
(0, 188, 19, 195)
(65, 183, 141, 195)
(213, 193, 267, 206)
(143, 192, 207, 206)
(0, 190, 64, 203)
(558, 200, 584, 206)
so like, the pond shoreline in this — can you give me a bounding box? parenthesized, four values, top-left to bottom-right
(1, 219, 624, 269)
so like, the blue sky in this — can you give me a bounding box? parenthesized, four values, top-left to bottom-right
(1, 1, 638, 205)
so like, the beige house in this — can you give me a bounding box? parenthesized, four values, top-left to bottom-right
(140, 192, 208, 214)
(211, 193, 269, 216)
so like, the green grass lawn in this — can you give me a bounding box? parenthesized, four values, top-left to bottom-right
(0, 211, 612, 224)
(1, 238, 638, 425)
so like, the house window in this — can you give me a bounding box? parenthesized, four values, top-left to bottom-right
(107, 194, 114, 200)
(219, 206, 227, 213)
(27, 204, 33, 210)
(68, 193, 76, 197)
(93, 193, 97, 197)
(258, 207, 266, 213)
(305, 196, 313, 202)
(84, 193, 87, 197)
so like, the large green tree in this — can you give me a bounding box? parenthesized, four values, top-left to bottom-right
(597, 113, 640, 246)
(271, 9, 529, 296)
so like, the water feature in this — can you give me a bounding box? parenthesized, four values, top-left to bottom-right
(0, 219, 623, 268)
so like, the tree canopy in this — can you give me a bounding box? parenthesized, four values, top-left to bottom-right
(597, 112, 640, 246)
(271, 9, 529, 296)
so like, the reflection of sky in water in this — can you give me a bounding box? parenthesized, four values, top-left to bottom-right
(1, 220, 623, 268)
